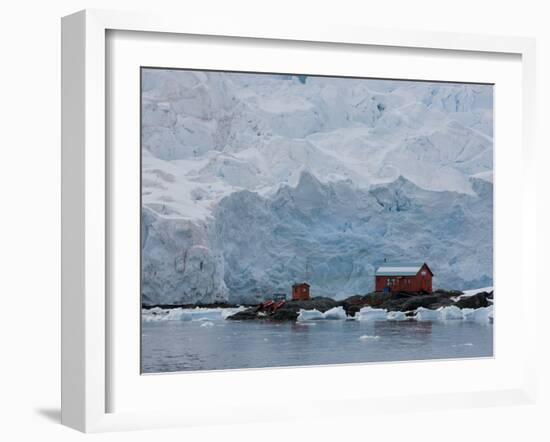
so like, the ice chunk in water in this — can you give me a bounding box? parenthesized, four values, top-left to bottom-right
(142, 306, 246, 322)
(439, 305, 464, 320)
(297, 306, 348, 321)
(323, 306, 348, 320)
(387, 311, 407, 321)
(463, 305, 493, 323)
(414, 307, 442, 321)
(357, 307, 388, 321)
(359, 335, 380, 341)
(297, 309, 325, 321)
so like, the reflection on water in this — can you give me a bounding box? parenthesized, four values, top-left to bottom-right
(142, 319, 492, 374)
(374, 320, 433, 335)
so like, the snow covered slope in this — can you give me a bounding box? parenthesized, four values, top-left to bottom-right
(141, 69, 493, 305)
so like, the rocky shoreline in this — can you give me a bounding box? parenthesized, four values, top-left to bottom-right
(226, 289, 493, 322)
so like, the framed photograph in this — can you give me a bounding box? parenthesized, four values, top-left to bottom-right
(139, 67, 495, 374)
(61, 9, 537, 432)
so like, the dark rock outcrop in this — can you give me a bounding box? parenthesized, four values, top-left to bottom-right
(286, 297, 339, 312)
(398, 295, 451, 311)
(378, 290, 459, 312)
(269, 308, 299, 321)
(340, 290, 461, 314)
(226, 308, 259, 320)
(227, 290, 493, 321)
(227, 297, 339, 321)
(454, 291, 491, 309)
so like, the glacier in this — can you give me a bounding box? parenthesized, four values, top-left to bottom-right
(141, 69, 493, 305)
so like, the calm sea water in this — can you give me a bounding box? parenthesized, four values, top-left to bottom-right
(141, 318, 493, 373)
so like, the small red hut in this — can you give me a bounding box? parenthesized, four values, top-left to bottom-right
(375, 262, 433, 293)
(292, 283, 310, 301)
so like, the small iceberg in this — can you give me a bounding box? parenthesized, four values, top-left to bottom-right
(387, 311, 407, 321)
(414, 307, 441, 321)
(142, 306, 246, 322)
(297, 309, 325, 321)
(463, 305, 493, 323)
(439, 305, 464, 321)
(297, 306, 348, 321)
(165, 309, 192, 321)
(323, 306, 348, 320)
(359, 335, 380, 341)
(357, 307, 388, 322)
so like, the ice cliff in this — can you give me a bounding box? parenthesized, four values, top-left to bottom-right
(140, 69, 493, 305)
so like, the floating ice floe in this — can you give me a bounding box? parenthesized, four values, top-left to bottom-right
(297, 309, 324, 321)
(414, 307, 442, 321)
(387, 311, 408, 321)
(414, 305, 493, 322)
(142, 306, 246, 322)
(439, 305, 464, 321)
(297, 306, 348, 321)
(359, 335, 380, 341)
(323, 306, 348, 320)
(356, 307, 388, 322)
(462, 305, 493, 323)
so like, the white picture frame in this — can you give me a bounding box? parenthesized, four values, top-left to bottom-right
(61, 9, 537, 433)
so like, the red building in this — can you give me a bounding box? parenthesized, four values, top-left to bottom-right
(375, 262, 433, 293)
(292, 283, 310, 300)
